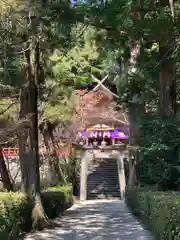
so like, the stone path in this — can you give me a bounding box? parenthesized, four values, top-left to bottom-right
(25, 200, 153, 240)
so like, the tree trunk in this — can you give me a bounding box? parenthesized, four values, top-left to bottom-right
(127, 40, 141, 186)
(128, 152, 139, 186)
(0, 148, 13, 191)
(159, 0, 176, 116)
(69, 149, 78, 195)
(159, 43, 176, 116)
(19, 40, 48, 229)
(128, 40, 141, 144)
(28, 41, 48, 229)
(18, 88, 30, 193)
(39, 121, 66, 185)
(49, 131, 66, 185)
(42, 132, 61, 185)
(128, 160, 135, 186)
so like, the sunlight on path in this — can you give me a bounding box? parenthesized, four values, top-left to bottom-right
(25, 200, 153, 240)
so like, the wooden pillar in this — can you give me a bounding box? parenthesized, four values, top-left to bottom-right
(112, 124, 115, 145)
(85, 137, 88, 146)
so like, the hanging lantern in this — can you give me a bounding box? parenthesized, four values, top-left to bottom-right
(106, 131, 110, 138)
(77, 132, 82, 138)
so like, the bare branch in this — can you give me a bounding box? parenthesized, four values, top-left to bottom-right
(0, 102, 16, 116)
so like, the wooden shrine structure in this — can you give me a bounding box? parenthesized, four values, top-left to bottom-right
(76, 74, 129, 148)
(75, 74, 130, 201)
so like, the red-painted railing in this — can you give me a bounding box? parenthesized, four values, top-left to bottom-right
(1, 148, 70, 157)
(2, 148, 19, 156)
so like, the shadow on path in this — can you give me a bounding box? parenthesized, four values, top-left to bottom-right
(25, 200, 153, 240)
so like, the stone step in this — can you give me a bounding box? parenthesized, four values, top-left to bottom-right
(87, 194, 120, 199)
(87, 184, 119, 188)
(88, 164, 117, 167)
(88, 192, 120, 195)
(88, 188, 119, 194)
(87, 172, 119, 175)
(89, 163, 117, 169)
(87, 189, 119, 192)
(87, 179, 119, 182)
(87, 176, 119, 180)
(87, 187, 119, 190)
(87, 185, 119, 188)
(88, 188, 119, 190)
(88, 169, 118, 172)
(88, 171, 118, 174)
(88, 188, 120, 191)
(88, 190, 120, 194)
(87, 158, 120, 200)
(88, 194, 120, 197)
(88, 172, 118, 174)
(88, 166, 118, 169)
(88, 189, 119, 192)
(87, 181, 119, 185)
(88, 161, 117, 164)
(88, 175, 118, 178)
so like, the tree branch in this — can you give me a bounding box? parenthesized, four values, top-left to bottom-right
(0, 102, 16, 116)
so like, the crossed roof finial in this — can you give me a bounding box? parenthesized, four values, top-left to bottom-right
(91, 74, 119, 98)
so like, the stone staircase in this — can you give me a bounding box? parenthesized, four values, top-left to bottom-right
(87, 158, 120, 199)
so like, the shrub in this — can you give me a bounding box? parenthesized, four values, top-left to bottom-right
(0, 185, 73, 239)
(0, 192, 31, 239)
(42, 185, 74, 219)
(125, 187, 180, 240)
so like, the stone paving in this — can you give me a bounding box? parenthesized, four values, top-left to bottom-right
(25, 199, 153, 240)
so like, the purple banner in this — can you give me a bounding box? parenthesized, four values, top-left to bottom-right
(111, 130, 128, 139)
(79, 129, 128, 140)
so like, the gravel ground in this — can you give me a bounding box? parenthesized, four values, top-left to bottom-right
(24, 199, 153, 240)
